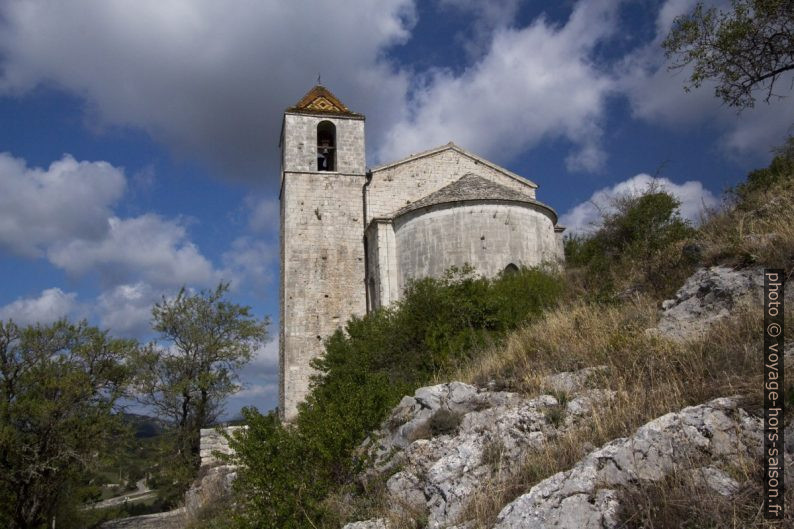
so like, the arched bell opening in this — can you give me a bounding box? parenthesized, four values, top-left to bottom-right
(317, 121, 336, 171)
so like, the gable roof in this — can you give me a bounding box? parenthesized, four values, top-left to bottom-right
(392, 173, 556, 221)
(286, 85, 364, 118)
(370, 142, 537, 189)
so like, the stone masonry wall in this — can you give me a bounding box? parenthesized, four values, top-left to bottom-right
(365, 220, 399, 310)
(281, 113, 365, 175)
(366, 146, 536, 221)
(280, 112, 367, 421)
(393, 202, 561, 294)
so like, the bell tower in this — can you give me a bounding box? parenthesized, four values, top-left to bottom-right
(279, 85, 367, 421)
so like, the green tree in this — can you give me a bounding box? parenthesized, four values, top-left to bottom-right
(663, 0, 794, 109)
(0, 319, 136, 529)
(134, 282, 268, 501)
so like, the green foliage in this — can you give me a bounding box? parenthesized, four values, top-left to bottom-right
(134, 282, 268, 505)
(565, 189, 696, 298)
(733, 137, 794, 203)
(228, 266, 564, 529)
(0, 320, 137, 529)
(663, 0, 794, 109)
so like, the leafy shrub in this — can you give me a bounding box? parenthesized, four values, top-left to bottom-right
(565, 188, 696, 298)
(227, 265, 564, 529)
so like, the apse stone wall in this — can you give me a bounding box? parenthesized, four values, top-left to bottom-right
(392, 201, 562, 293)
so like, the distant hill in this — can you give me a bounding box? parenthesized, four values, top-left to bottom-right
(120, 413, 170, 439)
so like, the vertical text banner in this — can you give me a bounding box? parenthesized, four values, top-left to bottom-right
(764, 269, 784, 519)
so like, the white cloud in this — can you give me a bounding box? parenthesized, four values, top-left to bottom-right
(0, 153, 125, 257)
(47, 214, 218, 288)
(97, 282, 161, 337)
(560, 173, 719, 235)
(229, 337, 279, 414)
(437, 0, 523, 59)
(0, 288, 78, 326)
(0, 0, 416, 180)
(221, 236, 278, 290)
(248, 337, 279, 371)
(377, 0, 619, 171)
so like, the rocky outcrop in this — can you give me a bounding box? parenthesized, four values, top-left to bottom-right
(354, 378, 614, 529)
(343, 520, 389, 529)
(492, 397, 761, 528)
(344, 266, 792, 528)
(655, 266, 764, 340)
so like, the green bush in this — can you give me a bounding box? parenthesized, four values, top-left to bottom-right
(227, 265, 564, 529)
(565, 190, 696, 298)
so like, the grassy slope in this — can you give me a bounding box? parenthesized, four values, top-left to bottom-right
(195, 147, 794, 529)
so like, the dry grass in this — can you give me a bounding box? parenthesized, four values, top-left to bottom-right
(698, 178, 794, 273)
(452, 297, 789, 528)
(619, 453, 794, 528)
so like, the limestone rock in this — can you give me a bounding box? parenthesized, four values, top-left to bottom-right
(184, 465, 237, 519)
(492, 397, 762, 529)
(184, 427, 243, 519)
(354, 379, 615, 528)
(542, 366, 608, 394)
(687, 466, 741, 497)
(656, 266, 764, 340)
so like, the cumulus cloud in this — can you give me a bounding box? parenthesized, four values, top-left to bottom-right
(222, 236, 278, 289)
(0, 153, 125, 257)
(437, 0, 523, 59)
(377, 0, 619, 171)
(560, 173, 719, 235)
(0, 0, 416, 180)
(618, 0, 793, 157)
(0, 288, 78, 326)
(96, 282, 161, 337)
(48, 214, 218, 288)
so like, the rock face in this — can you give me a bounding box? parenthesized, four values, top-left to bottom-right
(354, 378, 614, 529)
(656, 266, 764, 340)
(492, 397, 761, 529)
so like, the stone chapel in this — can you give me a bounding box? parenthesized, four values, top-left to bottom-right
(279, 85, 565, 420)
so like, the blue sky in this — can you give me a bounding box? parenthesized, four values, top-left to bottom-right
(0, 0, 791, 417)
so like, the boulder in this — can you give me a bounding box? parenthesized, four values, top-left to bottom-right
(492, 397, 762, 529)
(656, 266, 764, 340)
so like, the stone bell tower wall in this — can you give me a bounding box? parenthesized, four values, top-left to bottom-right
(279, 111, 367, 421)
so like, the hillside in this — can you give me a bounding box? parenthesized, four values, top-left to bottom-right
(125, 142, 793, 529)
